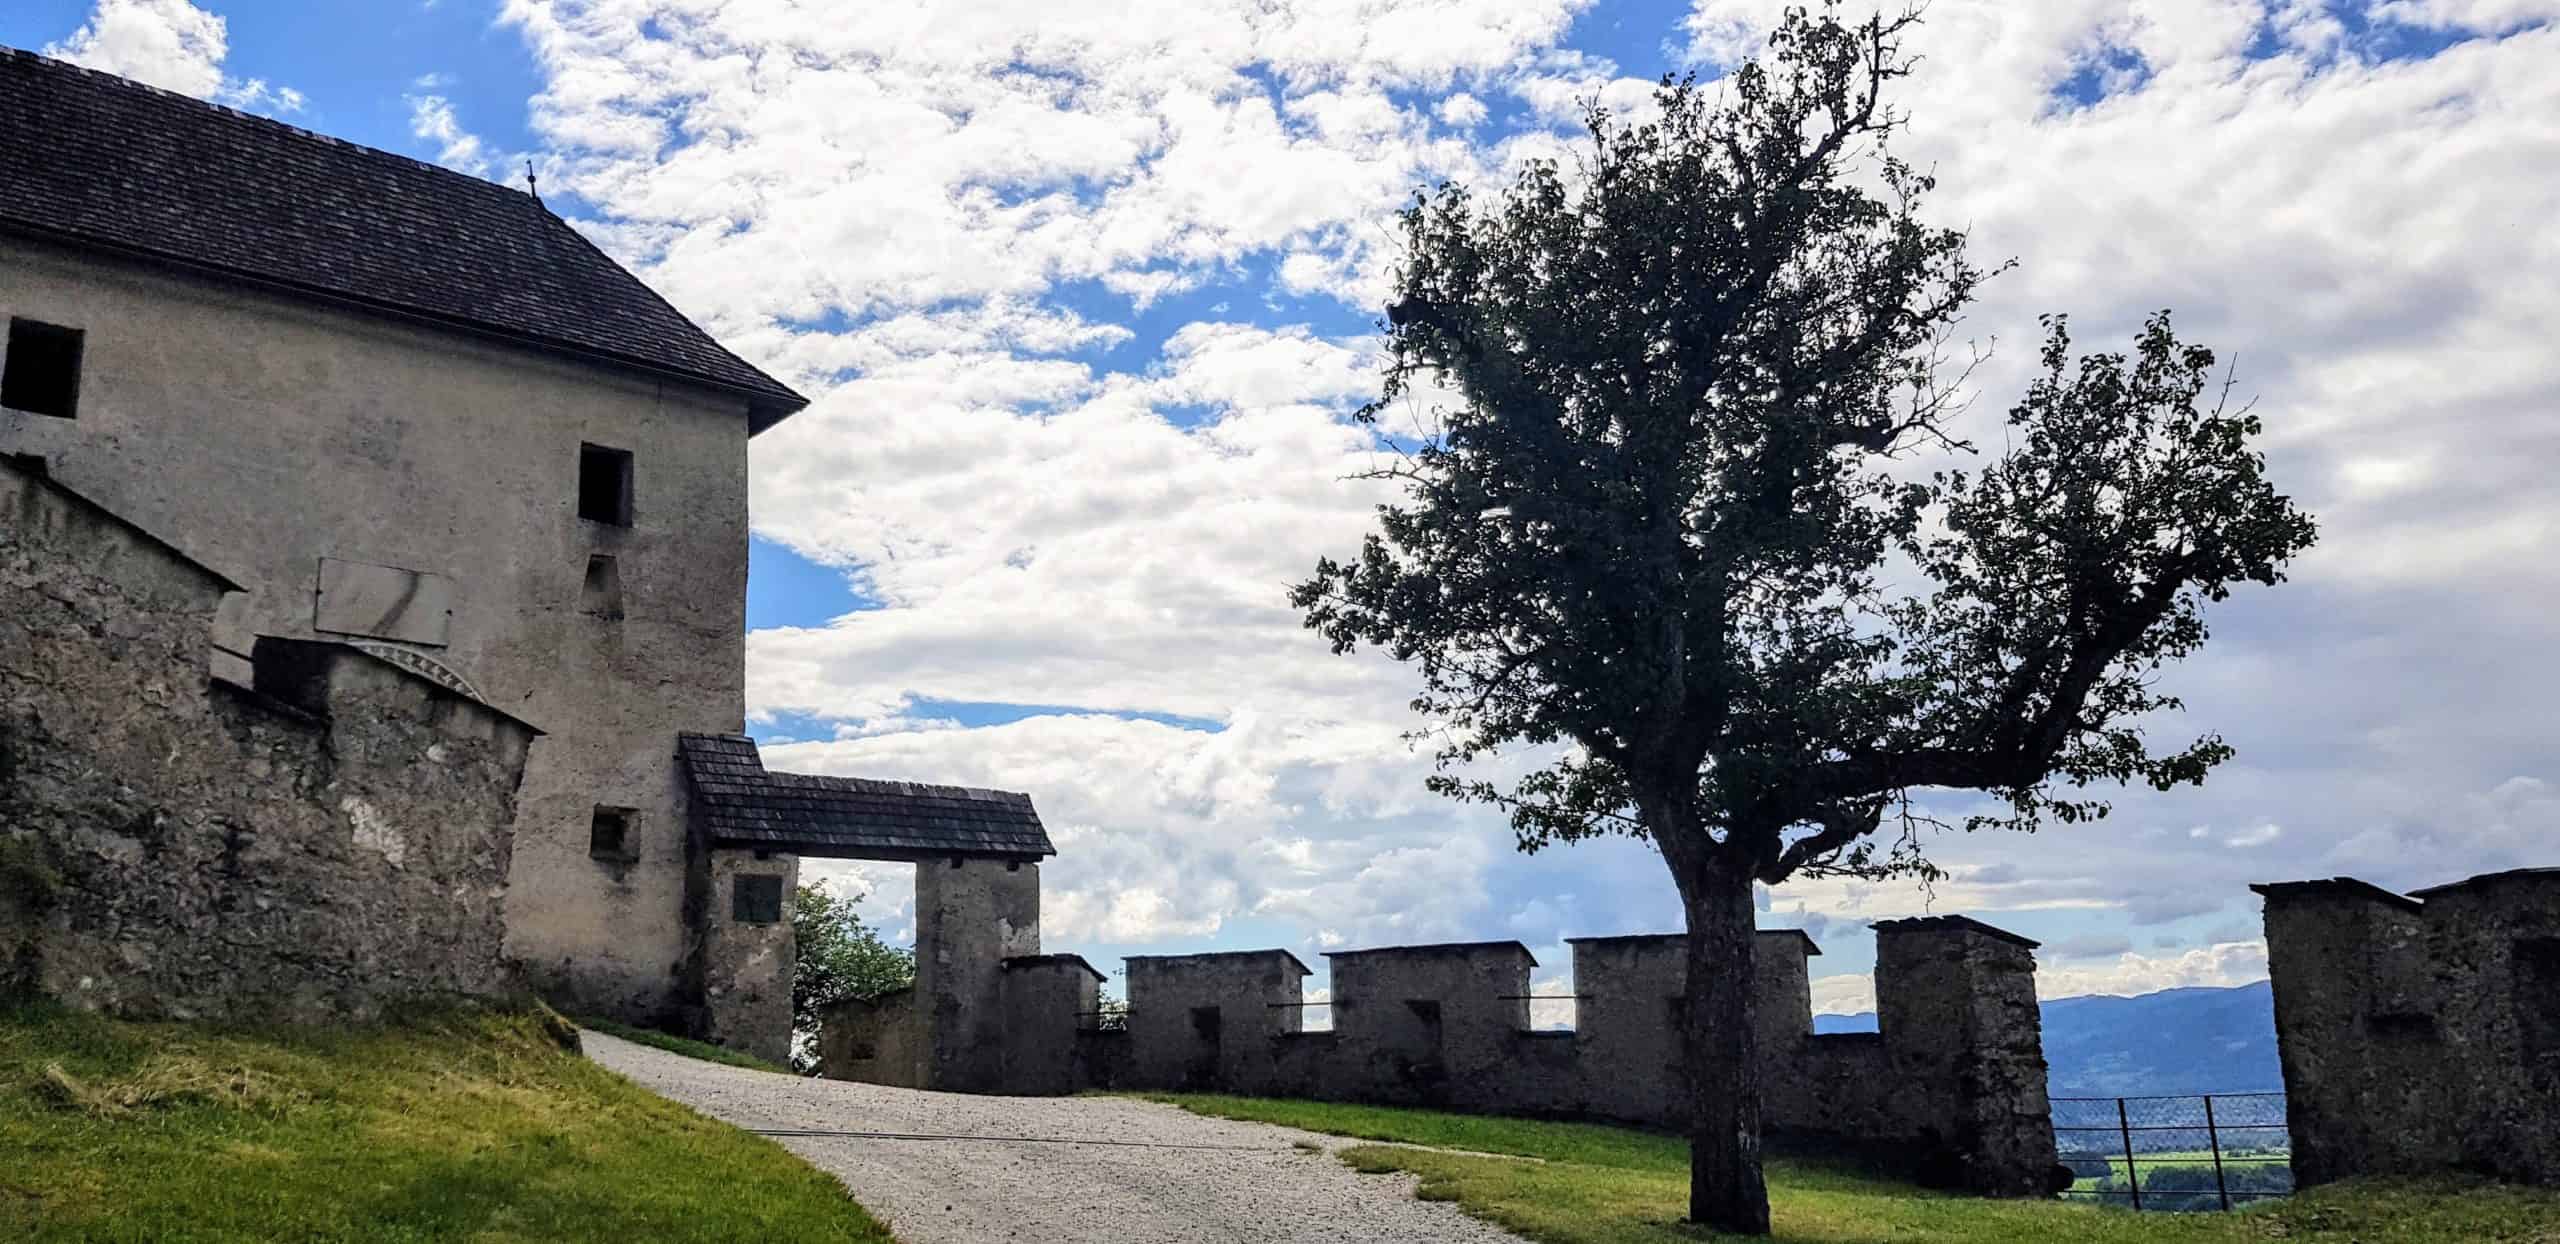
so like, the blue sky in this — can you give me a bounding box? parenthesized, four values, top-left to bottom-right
(12, 0, 2555, 1017)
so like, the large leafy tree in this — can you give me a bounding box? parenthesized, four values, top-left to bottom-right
(790, 882, 915, 1074)
(1291, 7, 2315, 1233)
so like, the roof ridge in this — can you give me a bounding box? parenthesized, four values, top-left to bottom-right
(0, 44, 537, 205)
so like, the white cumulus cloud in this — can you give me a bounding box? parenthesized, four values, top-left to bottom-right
(45, 0, 301, 112)
(481, 0, 2560, 969)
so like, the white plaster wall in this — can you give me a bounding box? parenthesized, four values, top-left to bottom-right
(0, 234, 751, 1023)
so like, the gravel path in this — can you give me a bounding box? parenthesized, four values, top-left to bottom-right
(583, 1029, 1529, 1244)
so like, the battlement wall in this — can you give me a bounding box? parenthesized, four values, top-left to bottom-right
(1104, 920, 2058, 1195)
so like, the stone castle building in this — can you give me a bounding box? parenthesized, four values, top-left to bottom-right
(4, 54, 2063, 1198)
(2255, 867, 2559, 1188)
(0, 48, 1050, 1061)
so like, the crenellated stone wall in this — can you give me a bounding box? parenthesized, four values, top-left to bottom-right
(0, 458, 537, 1021)
(1088, 922, 2059, 1196)
(2256, 868, 2560, 1188)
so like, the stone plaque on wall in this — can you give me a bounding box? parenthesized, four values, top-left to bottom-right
(315, 556, 454, 647)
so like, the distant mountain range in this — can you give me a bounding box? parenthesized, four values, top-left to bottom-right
(1813, 980, 2282, 1097)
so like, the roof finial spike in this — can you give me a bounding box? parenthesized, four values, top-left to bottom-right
(526, 161, 541, 205)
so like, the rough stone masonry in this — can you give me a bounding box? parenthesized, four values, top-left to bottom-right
(0, 457, 538, 1021)
(2256, 867, 2560, 1189)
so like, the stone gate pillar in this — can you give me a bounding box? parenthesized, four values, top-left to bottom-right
(915, 856, 1040, 1092)
(1874, 915, 2059, 1196)
(694, 846, 798, 1066)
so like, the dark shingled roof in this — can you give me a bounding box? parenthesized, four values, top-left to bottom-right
(677, 733, 1053, 860)
(0, 48, 806, 430)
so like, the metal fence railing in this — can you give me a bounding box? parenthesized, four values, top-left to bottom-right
(2050, 1093, 2291, 1211)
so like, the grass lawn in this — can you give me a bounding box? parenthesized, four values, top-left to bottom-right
(1, 1001, 894, 1243)
(572, 1015, 792, 1074)
(1144, 1094, 2560, 1244)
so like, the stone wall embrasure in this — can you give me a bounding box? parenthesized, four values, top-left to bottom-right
(2256, 869, 2560, 1188)
(0, 459, 536, 1021)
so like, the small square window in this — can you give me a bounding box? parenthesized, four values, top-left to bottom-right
(588, 806, 636, 861)
(578, 443, 633, 526)
(733, 874, 784, 924)
(2, 318, 84, 419)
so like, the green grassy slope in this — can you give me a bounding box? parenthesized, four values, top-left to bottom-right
(1147, 1094, 2560, 1244)
(572, 1015, 792, 1074)
(1, 1002, 894, 1244)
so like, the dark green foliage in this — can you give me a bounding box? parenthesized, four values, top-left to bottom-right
(1297, 11, 2314, 878)
(789, 882, 914, 1074)
(1292, 4, 2314, 1232)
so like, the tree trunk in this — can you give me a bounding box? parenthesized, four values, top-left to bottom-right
(1676, 856, 1770, 1234)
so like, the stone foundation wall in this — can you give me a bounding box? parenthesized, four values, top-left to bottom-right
(0, 460, 535, 1021)
(2257, 869, 2560, 1188)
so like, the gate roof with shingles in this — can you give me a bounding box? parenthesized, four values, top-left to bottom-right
(0, 48, 807, 429)
(676, 733, 1054, 860)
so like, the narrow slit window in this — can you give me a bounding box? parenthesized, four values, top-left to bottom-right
(578, 443, 633, 526)
(581, 554, 625, 618)
(588, 806, 636, 861)
(2, 318, 84, 419)
(733, 874, 784, 924)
